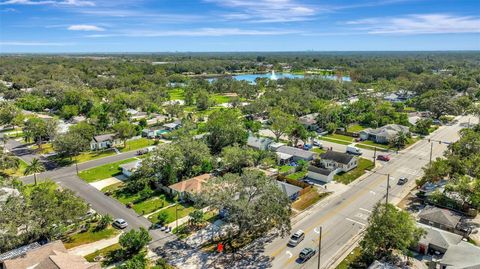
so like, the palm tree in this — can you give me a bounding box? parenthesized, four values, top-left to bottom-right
(25, 158, 45, 185)
(0, 151, 20, 173)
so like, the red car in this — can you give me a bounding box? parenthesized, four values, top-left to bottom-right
(377, 155, 390, 161)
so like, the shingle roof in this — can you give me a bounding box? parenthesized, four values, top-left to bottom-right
(1, 240, 100, 269)
(168, 174, 212, 194)
(417, 223, 463, 250)
(276, 146, 315, 160)
(320, 151, 355, 164)
(418, 206, 461, 228)
(308, 165, 334, 176)
(277, 181, 302, 197)
(441, 241, 480, 268)
(247, 135, 273, 149)
(92, 133, 115, 142)
(119, 160, 141, 172)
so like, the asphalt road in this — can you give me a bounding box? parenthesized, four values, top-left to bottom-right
(19, 147, 176, 248)
(264, 115, 477, 269)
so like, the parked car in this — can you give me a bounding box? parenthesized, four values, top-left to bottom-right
(377, 155, 390, 161)
(113, 218, 128, 229)
(346, 144, 362, 155)
(298, 247, 316, 263)
(303, 144, 312, 150)
(397, 177, 408, 185)
(312, 139, 323, 148)
(288, 230, 305, 247)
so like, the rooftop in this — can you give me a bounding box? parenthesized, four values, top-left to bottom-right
(276, 146, 315, 159)
(308, 165, 334, 176)
(417, 223, 463, 250)
(169, 174, 212, 194)
(276, 181, 302, 197)
(320, 151, 355, 164)
(418, 206, 461, 228)
(441, 241, 480, 268)
(92, 133, 116, 142)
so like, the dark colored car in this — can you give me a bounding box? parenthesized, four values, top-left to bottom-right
(397, 177, 408, 185)
(299, 247, 316, 263)
(377, 155, 390, 161)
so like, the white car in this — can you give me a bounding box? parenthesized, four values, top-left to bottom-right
(288, 230, 305, 247)
(113, 218, 128, 229)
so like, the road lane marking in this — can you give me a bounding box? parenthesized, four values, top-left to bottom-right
(359, 208, 371, 213)
(277, 174, 389, 268)
(286, 251, 292, 258)
(345, 218, 366, 226)
(314, 227, 321, 234)
(369, 191, 376, 195)
(354, 213, 369, 220)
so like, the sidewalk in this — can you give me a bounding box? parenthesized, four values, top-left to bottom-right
(68, 233, 122, 256)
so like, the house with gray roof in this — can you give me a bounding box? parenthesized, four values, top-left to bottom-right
(359, 124, 410, 144)
(276, 181, 302, 201)
(90, 133, 121, 150)
(307, 165, 336, 183)
(275, 146, 316, 162)
(247, 135, 273, 151)
(298, 113, 319, 131)
(418, 206, 462, 234)
(416, 222, 463, 254)
(119, 160, 142, 177)
(320, 151, 358, 173)
(440, 241, 480, 269)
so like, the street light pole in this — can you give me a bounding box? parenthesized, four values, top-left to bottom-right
(429, 142, 433, 166)
(385, 174, 390, 204)
(317, 226, 322, 269)
(373, 147, 377, 166)
(175, 203, 179, 230)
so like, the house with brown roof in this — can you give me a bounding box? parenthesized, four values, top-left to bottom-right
(168, 174, 212, 201)
(0, 240, 100, 269)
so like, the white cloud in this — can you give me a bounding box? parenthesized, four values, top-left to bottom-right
(68, 24, 104, 31)
(0, 0, 94, 7)
(87, 27, 300, 38)
(346, 14, 480, 34)
(0, 41, 72, 46)
(205, 0, 319, 23)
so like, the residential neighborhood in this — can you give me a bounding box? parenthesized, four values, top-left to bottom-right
(0, 4, 480, 268)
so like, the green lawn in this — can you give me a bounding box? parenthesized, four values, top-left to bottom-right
(319, 136, 352, 146)
(334, 158, 374, 185)
(84, 243, 121, 262)
(325, 133, 354, 142)
(358, 140, 390, 150)
(101, 182, 124, 193)
(31, 143, 54, 154)
(277, 165, 295, 174)
(336, 246, 362, 269)
(132, 195, 172, 215)
(286, 171, 307, 180)
(148, 203, 196, 224)
(311, 147, 326, 154)
(347, 124, 365, 132)
(3, 157, 29, 177)
(111, 188, 172, 215)
(78, 158, 137, 183)
(63, 226, 119, 249)
(168, 88, 185, 100)
(74, 149, 117, 163)
(118, 138, 154, 153)
(211, 94, 231, 104)
(293, 189, 330, 211)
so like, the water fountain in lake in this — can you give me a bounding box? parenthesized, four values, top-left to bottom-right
(270, 70, 278, 80)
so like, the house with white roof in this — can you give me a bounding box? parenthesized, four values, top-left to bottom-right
(359, 124, 410, 144)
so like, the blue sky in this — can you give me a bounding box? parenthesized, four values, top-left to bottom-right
(0, 0, 479, 52)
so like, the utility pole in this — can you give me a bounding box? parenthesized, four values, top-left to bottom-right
(317, 226, 322, 269)
(373, 147, 377, 166)
(385, 174, 390, 204)
(175, 203, 179, 230)
(429, 142, 433, 166)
